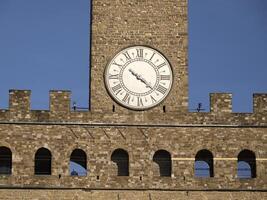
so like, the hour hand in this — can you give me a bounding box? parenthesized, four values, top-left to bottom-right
(129, 69, 137, 77)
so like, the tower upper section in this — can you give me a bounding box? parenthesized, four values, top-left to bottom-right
(90, 0, 188, 113)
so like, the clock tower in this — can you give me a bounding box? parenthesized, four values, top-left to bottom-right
(90, 0, 188, 113)
(0, 0, 266, 199)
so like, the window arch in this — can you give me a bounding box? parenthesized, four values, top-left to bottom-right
(0, 147, 12, 175)
(237, 149, 256, 178)
(195, 149, 214, 177)
(34, 148, 52, 175)
(111, 149, 129, 176)
(69, 149, 87, 176)
(153, 150, 172, 177)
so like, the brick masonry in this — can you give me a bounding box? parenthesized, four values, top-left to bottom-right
(0, 0, 266, 199)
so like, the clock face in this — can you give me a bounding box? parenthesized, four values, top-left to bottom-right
(104, 46, 173, 110)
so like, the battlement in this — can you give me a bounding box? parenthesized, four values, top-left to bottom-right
(0, 90, 267, 125)
(210, 92, 267, 114)
(6, 90, 71, 113)
(3, 90, 71, 114)
(0, 90, 71, 122)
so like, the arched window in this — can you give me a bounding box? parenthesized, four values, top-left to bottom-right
(153, 150, 172, 177)
(69, 149, 87, 176)
(34, 148, 52, 175)
(195, 149, 214, 177)
(0, 147, 12, 175)
(111, 149, 129, 176)
(237, 149, 256, 178)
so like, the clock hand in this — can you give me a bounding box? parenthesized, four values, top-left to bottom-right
(130, 69, 153, 89)
(129, 69, 138, 77)
(139, 75, 153, 89)
(129, 69, 153, 89)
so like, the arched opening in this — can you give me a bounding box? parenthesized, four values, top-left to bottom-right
(237, 149, 256, 178)
(0, 147, 12, 175)
(34, 148, 52, 175)
(153, 150, 172, 177)
(69, 149, 87, 176)
(195, 149, 214, 177)
(111, 149, 129, 176)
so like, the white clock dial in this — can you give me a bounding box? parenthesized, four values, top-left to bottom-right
(105, 46, 173, 110)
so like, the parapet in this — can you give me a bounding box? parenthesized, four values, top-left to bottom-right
(0, 90, 266, 124)
(7, 90, 71, 113)
(210, 93, 232, 113)
(210, 93, 267, 115)
(0, 90, 71, 121)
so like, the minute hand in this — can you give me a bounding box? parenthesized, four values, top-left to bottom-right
(129, 69, 153, 89)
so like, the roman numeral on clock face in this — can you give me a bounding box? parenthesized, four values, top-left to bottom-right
(123, 51, 131, 61)
(109, 74, 119, 79)
(137, 97, 144, 107)
(136, 48, 144, 58)
(157, 62, 166, 69)
(150, 95, 157, 103)
(149, 52, 155, 61)
(160, 75, 171, 80)
(112, 84, 122, 93)
(112, 61, 123, 67)
(156, 84, 167, 94)
(122, 93, 131, 104)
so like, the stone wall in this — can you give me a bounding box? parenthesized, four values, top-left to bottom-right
(0, 90, 266, 125)
(0, 190, 266, 200)
(0, 121, 266, 190)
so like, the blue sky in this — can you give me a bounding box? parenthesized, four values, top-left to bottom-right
(0, 0, 266, 112)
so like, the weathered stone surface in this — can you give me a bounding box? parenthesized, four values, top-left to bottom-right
(0, 190, 266, 200)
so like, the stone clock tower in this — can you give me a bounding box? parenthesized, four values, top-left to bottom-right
(90, 0, 188, 113)
(0, 0, 266, 199)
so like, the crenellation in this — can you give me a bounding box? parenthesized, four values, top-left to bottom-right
(0, 90, 266, 124)
(49, 90, 71, 114)
(0, 109, 7, 120)
(253, 93, 267, 113)
(210, 93, 232, 113)
(8, 90, 31, 120)
(9, 90, 31, 112)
